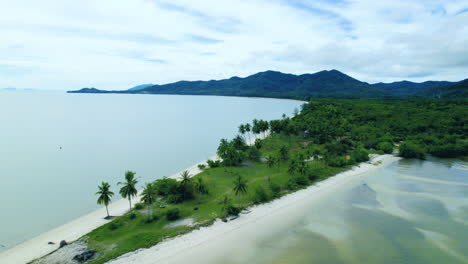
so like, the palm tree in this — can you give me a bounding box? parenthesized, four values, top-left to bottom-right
(141, 183, 156, 217)
(180, 170, 193, 201)
(265, 155, 276, 182)
(96, 182, 114, 219)
(118, 171, 138, 210)
(266, 155, 275, 169)
(195, 177, 209, 195)
(245, 123, 252, 144)
(238, 124, 246, 141)
(219, 195, 232, 217)
(233, 174, 248, 207)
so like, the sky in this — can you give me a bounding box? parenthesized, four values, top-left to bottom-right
(1, 0, 468, 90)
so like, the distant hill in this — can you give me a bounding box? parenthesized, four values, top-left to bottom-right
(372, 81, 454, 96)
(423, 79, 468, 99)
(69, 87, 109, 93)
(69, 70, 390, 99)
(68, 70, 467, 100)
(128, 84, 154, 91)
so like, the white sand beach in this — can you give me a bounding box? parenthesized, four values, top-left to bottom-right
(106, 154, 400, 264)
(0, 157, 214, 264)
(0, 130, 398, 264)
(0, 134, 259, 264)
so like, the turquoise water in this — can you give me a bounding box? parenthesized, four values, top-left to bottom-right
(246, 158, 468, 264)
(0, 91, 302, 250)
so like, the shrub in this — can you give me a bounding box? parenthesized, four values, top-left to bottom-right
(226, 205, 241, 216)
(269, 182, 281, 198)
(128, 212, 137, 220)
(295, 175, 309, 186)
(145, 213, 160, 223)
(153, 178, 179, 196)
(327, 157, 347, 167)
(108, 221, 122, 231)
(350, 148, 370, 163)
(134, 203, 144, 210)
(166, 208, 181, 221)
(286, 178, 298, 190)
(279, 146, 289, 161)
(254, 138, 263, 149)
(307, 163, 328, 180)
(247, 147, 261, 161)
(377, 142, 393, 154)
(197, 164, 206, 170)
(207, 159, 221, 168)
(399, 142, 425, 159)
(252, 185, 270, 203)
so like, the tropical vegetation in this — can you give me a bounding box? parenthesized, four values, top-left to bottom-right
(71, 98, 466, 264)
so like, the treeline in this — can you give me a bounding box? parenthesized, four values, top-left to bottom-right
(287, 99, 467, 159)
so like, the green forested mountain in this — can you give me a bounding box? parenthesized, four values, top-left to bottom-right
(68, 70, 467, 100)
(132, 70, 389, 99)
(69, 70, 390, 99)
(128, 84, 154, 91)
(372, 81, 454, 96)
(423, 79, 468, 99)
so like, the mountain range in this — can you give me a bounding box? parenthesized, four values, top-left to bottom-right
(68, 70, 467, 100)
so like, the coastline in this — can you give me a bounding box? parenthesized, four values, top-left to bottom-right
(0, 133, 262, 264)
(106, 154, 400, 264)
(0, 155, 216, 264)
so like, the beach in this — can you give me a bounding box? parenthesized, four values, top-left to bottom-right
(0, 157, 213, 264)
(0, 145, 398, 264)
(105, 154, 400, 264)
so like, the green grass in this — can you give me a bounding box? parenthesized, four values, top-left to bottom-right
(81, 134, 352, 264)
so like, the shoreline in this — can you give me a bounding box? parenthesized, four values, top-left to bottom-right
(106, 154, 400, 264)
(0, 155, 216, 264)
(0, 134, 262, 264)
(0, 133, 393, 264)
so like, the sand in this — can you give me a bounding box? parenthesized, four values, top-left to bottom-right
(0, 131, 399, 264)
(0, 134, 259, 264)
(105, 154, 400, 264)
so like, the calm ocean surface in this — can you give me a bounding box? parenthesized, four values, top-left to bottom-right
(0, 91, 303, 250)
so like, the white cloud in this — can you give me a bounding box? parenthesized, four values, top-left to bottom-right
(0, 0, 467, 89)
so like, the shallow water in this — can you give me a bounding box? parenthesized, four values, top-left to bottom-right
(0, 91, 302, 250)
(250, 158, 468, 264)
(172, 158, 468, 264)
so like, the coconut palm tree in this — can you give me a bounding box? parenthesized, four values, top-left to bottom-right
(118, 171, 138, 210)
(245, 123, 252, 144)
(265, 155, 276, 182)
(96, 182, 114, 219)
(238, 124, 246, 141)
(195, 177, 209, 195)
(233, 174, 248, 207)
(266, 155, 275, 168)
(141, 183, 156, 217)
(180, 170, 193, 201)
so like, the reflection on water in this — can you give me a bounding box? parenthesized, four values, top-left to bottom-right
(256, 158, 468, 264)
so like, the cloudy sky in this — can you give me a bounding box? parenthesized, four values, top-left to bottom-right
(1, 0, 467, 90)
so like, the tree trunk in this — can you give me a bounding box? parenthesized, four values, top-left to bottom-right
(106, 205, 109, 218)
(238, 193, 241, 207)
(128, 198, 132, 210)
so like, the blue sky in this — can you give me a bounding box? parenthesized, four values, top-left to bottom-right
(0, 0, 467, 90)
